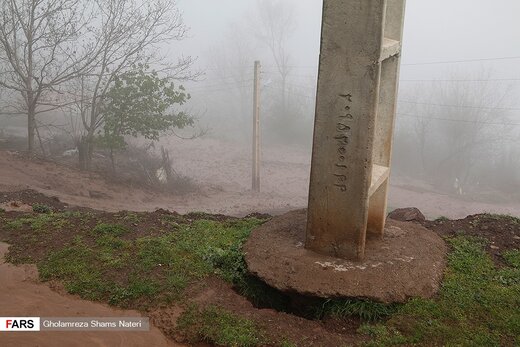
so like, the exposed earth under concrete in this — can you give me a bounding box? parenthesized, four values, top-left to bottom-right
(245, 210, 447, 303)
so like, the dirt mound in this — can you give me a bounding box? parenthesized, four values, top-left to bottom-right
(425, 214, 520, 265)
(0, 189, 69, 211)
(0, 200, 33, 212)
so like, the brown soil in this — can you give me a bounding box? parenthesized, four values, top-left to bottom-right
(0, 189, 518, 346)
(423, 214, 520, 266)
(245, 210, 447, 303)
(148, 277, 365, 346)
(0, 242, 180, 347)
(1, 136, 520, 219)
(0, 189, 70, 211)
(0, 192, 367, 346)
(0, 148, 301, 217)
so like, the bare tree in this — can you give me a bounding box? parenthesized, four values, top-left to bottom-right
(398, 88, 436, 176)
(0, 0, 194, 164)
(435, 80, 511, 190)
(0, 0, 98, 152)
(74, 0, 194, 169)
(204, 24, 256, 140)
(253, 0, 295, 113)
(404, 70, 515, 193)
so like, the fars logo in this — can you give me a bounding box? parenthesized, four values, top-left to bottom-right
(0, 318, 40, 331)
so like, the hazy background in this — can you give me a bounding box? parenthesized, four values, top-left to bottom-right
(178, 0, 520, 198)
(1, 0, 520, 216)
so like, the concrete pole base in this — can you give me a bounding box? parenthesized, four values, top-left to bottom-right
(245, 210, 447, 303)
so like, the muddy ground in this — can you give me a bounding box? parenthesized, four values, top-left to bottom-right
(0, 191, 364, 346)
(0, 135, 519, 346)
(1, 137, 520, 218)
(0, 242, 178, 347)
(0, 190, 518, 346)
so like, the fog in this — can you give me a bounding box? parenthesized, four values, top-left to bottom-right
(181, 0, 520, 202)
(1, 0, 519, 217)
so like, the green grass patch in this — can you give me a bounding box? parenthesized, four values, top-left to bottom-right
(503, 249, 520, 268)
(6, 219, 25, 230)
(361, 236, 520, 346)
(5, 213, 69, 231)
(32, 204, 52, 214)
(497, 250, 520, 286)
(177, 305, 266, 347)
(316, 299, 398, 322)
(279, 339, 297, 347)
(118, 212, 142, 224)
(33, 217, 265, 309)
(38, 238, 111, 301)
(358, 324, 407, 346)
(479, 213, 520, 224)
(93, 223, 129, 236)
(107, 277, 161, 306)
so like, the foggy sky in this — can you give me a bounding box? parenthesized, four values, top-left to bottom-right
(178, 0, 520, 109)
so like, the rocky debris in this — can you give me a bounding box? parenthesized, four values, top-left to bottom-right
(388, 207, 426, 223)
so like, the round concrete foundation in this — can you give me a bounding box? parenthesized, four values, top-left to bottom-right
(244, 210, 447, 303)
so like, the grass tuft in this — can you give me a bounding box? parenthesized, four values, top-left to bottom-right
(362, 236, 520, 346)
(478, 213, 520, 224)
(32, 204, 52, 214)
(317, 299, 399, 322)
(502, 249, 520, 268)
(93, 223, 129, 236)
(177, 305, 265, 347)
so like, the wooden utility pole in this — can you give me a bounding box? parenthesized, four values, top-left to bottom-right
(252, 60, 261, 192)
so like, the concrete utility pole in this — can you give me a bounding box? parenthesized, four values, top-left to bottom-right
(306, 0, 407, 260)
(252, 60, 261, 192)
(245, 0, 448, 303)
